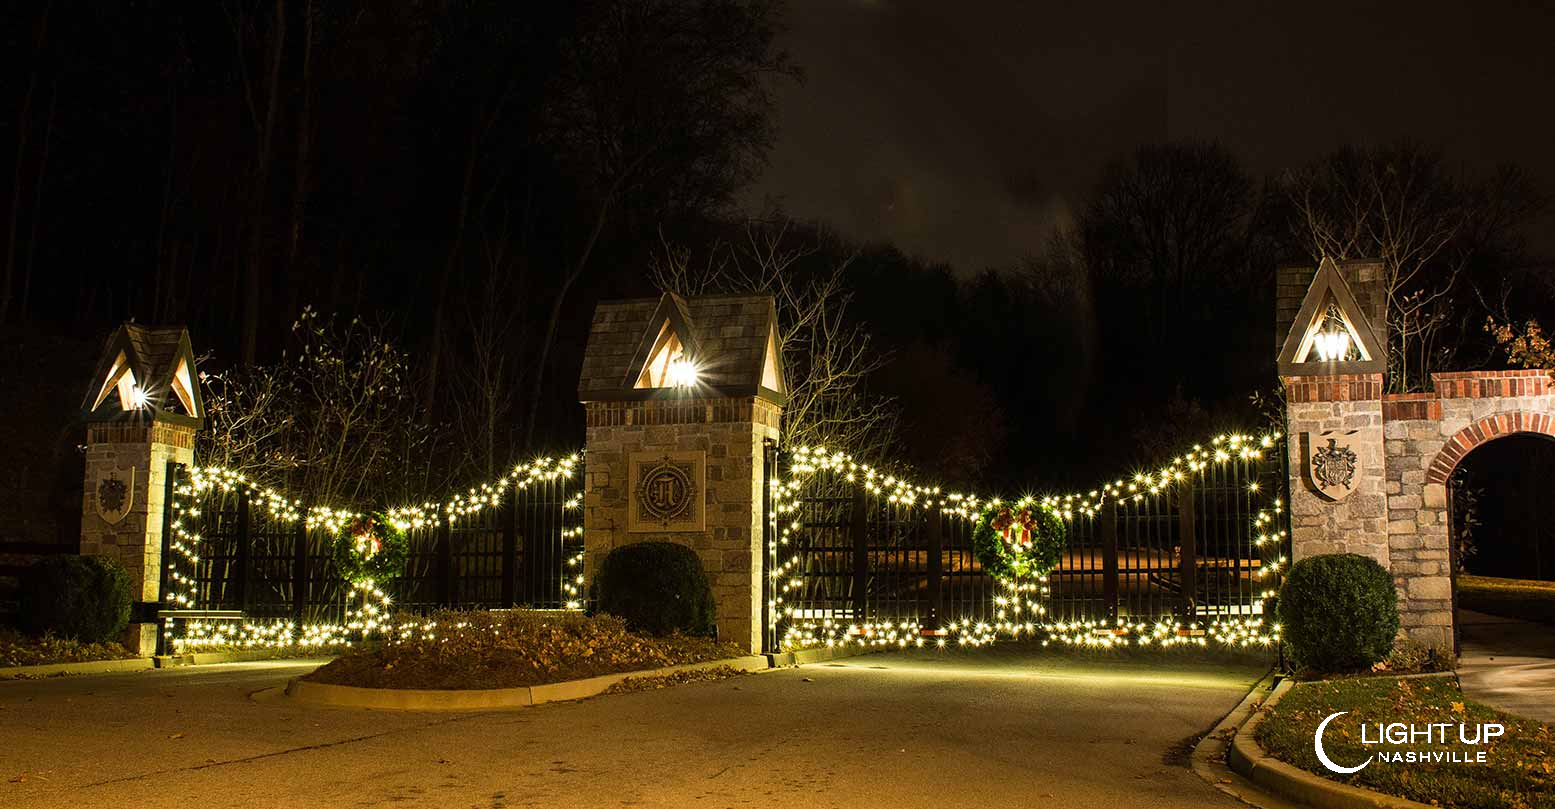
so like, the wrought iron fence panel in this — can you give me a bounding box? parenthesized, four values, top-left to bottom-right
(772, 438, 1286, 648)
(192, 486, 244, 611)
(175, 466, 579, 622)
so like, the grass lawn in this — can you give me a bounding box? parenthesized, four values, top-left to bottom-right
(1257, 676, 1555, 809)
(304, 610, 743, 690)
(1459, 575, 1555, 626)
(0, 628, 136, 668)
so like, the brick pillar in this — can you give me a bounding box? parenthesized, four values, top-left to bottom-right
(80, 420, 196, 654)
(583, 397, 781, 653)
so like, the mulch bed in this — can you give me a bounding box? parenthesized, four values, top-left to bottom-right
(303, 610, 743, 690)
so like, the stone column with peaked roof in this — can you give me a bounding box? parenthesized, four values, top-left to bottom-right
(1277, 258, 1452, 650)
(79, 324, 203, 654)
(578, 293, 785, 653)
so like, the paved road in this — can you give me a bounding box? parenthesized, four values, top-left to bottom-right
(1459, 608, 1555, 723)
(1, 646, 1269, 809)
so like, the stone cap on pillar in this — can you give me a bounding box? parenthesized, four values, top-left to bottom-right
(578, 292, 786, 405)
(82, 323, 204, 427)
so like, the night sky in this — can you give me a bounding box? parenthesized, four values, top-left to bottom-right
(751, 1, 1555, 272)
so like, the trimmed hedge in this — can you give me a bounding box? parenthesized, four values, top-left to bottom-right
(593, 542, 715, 638)
(19, 555, 133, 643)
(1278, 553, 1399, 673)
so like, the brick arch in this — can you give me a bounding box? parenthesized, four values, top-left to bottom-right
(1425, 410, 1555, 485)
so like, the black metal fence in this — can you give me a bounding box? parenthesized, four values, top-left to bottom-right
(166, 462, 580, 628)
(771, 446, 1283, 646)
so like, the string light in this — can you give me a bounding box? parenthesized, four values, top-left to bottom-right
(164, 454, 583, 650)
(768, 431, 1288, 652)
(167, 425, 1290, 656)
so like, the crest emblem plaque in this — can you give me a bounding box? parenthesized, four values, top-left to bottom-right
(1305, 432, 1359, 501)
(95, 467, 136, 524)
(628, 451, 705, 532)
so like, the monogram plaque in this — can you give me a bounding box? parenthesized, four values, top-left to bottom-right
(628, 450, 705, 532)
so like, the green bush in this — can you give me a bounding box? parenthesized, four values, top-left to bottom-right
(19, 556, 132, 643)
(1277, 553, 1399, 673)
(593, 542, 715, 638)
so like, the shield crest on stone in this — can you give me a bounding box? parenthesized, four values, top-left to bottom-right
(95, 467, 136, 524)
(1304, 432, 1359, 502)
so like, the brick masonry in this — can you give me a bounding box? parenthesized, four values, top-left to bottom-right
(583, 396, 781, 653)
(80, 418, 196, 654)
(1286, 367, 1555, 651)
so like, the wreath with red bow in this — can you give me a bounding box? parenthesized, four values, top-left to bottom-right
(331, 512, 408, 584)
(972, 502, 1066, 579)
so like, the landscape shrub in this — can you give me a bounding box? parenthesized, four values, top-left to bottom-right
(18, 555, 132, 643)
(593, 542, 715, 637)
(1277, 553, 1398, 673)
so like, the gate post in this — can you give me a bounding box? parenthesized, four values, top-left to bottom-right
(155, 462, 182, 656)
(761, 438, 776, 651)
(1101, 501, 1119, 623)
(578, 293, 786, 653)
(437, 511, 454, 607)
(850, 489, 869, 625)
(291, 510, 308, 625)
(235, 491, 252, 612)
(501, 485, 518, 606)
(79, 324, 202, 655)
(925, 505, 944, 631)
(1178, 483, 1197, 623)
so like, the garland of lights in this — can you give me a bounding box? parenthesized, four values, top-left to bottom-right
(766, 431, 1289, 652)
(163, 454, 583, 651)
(971, 501, 1066, 580)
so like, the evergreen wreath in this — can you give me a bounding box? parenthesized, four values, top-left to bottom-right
(331, 512, 408, 584)
(972, 501, 1067, 579)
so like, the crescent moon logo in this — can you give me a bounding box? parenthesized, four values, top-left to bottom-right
(1314, 711, 1372, 774)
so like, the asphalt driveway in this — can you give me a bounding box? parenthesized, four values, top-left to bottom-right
(0, 645, 1269, 808)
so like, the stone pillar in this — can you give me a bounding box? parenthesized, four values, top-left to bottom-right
(583, 397, 781, 653)
(1283, 374, 1389, 567)
(80, 420, 196, 654)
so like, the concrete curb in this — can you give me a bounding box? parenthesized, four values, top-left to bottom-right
(1223, 677, 1437, 809)
(155, 650, 335, 668)
(766, 643, 879, 667)
(284, 654, 772, 711)
(0, 657, 154, 679)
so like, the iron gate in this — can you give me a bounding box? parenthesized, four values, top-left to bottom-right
(768, 439, 1286, 648)
(164, 462, 581, 627)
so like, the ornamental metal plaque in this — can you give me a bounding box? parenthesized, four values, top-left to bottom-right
(1304, 431, 1359, 502)
(628, 450, 705, 532)
(95, 466, 136, 525)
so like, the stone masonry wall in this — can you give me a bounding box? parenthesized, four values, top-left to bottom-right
(583, 397, 781, 653)
(1382, 369, 1555, 649)
(1285, 375, 1389, 566)
(80, 420, 196, 654)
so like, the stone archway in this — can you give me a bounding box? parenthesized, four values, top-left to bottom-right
(1286, 369, 1555, 650)
(1425, 409, 1555, 486)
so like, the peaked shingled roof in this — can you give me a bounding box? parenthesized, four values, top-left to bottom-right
(1277, 257, 1387, 376)
(578, 293, 784, 403)
(82, 323, 203, 425)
